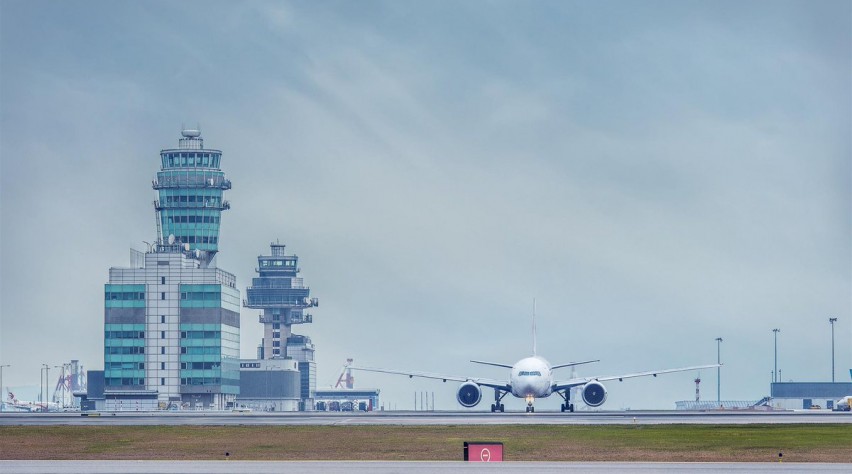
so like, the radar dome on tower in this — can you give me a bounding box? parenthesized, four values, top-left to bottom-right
(181, 129, 201, 138)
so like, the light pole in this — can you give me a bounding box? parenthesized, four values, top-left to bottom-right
(40, 364, 49, 410)
(0, 364, 9, 411)
(715, 337, 723, 406)
(772, 329, 780, 383)
(45, 365, 51, 408)
(829, 318, 837, 382)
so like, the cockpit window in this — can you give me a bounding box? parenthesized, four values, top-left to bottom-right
(518, 371, 542, 376)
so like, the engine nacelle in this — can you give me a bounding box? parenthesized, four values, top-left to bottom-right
(456, 382, 482, 408)
(581, 381, 608, 407)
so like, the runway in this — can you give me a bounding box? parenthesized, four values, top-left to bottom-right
(1, 460, 849, 474)
(1, 410, 849, 426)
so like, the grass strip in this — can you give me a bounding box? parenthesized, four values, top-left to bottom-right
(1, 424, 850, 462)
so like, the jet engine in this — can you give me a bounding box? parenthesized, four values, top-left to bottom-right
(456, 382, 482, 408)
(581, 381, 608, 407)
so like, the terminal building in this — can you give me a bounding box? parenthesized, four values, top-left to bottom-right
(94, 129, 240, 410)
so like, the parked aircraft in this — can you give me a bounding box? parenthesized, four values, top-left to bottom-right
(4, 390, 59, 412)
(354, 305, 720, 412)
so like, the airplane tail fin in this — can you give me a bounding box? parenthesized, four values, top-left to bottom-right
(532, 298, 537, 356)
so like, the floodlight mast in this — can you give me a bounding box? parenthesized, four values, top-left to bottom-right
(829, 318, 837, 382)
(772, 329, 781, 383)
(715, 337, 723, 406)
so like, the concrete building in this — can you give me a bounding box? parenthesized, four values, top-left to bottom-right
(101, 129, 239, 410)
(235, 359, 301, 411)
(80, 370, 159, 411)
(244, 243, 318, 410)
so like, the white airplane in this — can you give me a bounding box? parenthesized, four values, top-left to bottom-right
(354, 308, 720, 413)
(4, 389, 59, 412)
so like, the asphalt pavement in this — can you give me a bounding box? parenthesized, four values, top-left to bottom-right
(1, 409, 849, 426)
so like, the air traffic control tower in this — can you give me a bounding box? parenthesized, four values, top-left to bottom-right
(101, 128, 240, 411)
(153, 129, 231, 266)
(244, 243, 318, 409)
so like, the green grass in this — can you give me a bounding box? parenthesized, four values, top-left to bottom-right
(0, 424, 850, 462)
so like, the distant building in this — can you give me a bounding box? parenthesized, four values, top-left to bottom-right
(100, 129, 239, 410)
(675, 398, 771, 410)
(244, 243, 318, 410)
(770, 382, 852, 410)
(315, 389, 380, 412)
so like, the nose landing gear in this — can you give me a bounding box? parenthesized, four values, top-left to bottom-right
(525, 395, 535, 413)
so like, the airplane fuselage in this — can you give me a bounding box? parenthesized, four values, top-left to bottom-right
(509, 356, 553, 399)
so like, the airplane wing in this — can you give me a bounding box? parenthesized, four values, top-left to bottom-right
(552, 363, 721, 391)
(351, 365, 511, 391)
(551, 359, 600, 370)
(470, 360, 513, 369)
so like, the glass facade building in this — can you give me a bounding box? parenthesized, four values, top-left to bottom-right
(103, 129, 240, 410)
(153, 130, 231, 263)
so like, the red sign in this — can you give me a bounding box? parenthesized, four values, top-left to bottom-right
(464, 442, 504, 462)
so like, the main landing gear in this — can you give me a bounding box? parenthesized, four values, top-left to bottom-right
(491, 389, 507, 413)
(557, 390, 575, 413)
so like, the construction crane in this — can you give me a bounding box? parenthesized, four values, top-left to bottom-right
(52, 360, 86, 408)
(334, 359, 355, 389)
(52, 364, 71, 407)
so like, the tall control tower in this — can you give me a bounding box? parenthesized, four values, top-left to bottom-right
(102, 128, 240, 411)
(245, 242, 318, 408)
(153, 129, 232, 265)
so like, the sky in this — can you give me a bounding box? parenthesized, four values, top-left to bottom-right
(1, 0, 850, 410)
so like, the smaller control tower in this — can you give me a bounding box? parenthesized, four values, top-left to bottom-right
(244, 242, 318, 409)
